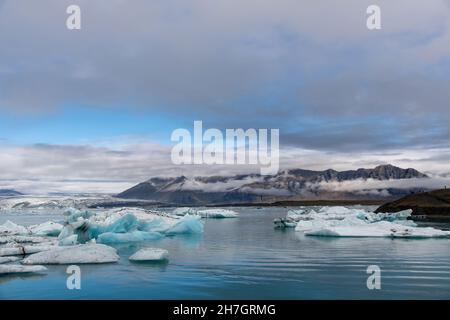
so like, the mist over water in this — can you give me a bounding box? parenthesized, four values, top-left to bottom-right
(1, 207, 450, 299)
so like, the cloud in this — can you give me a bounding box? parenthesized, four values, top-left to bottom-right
(1, 0, 450, 191)
(1, 138, 450, 194)
(312, 177, 450, 194)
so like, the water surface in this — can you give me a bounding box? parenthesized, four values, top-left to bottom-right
(1, 207, 450, 299)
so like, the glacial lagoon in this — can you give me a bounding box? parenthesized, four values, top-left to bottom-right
(1, 205, 450, 299)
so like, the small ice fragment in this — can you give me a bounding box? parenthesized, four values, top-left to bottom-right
(129, 248, 169, 262)
(0, 264, 47, 275)
(21, 244, 119, 265)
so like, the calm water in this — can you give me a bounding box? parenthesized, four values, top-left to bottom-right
(1, 207, 450, 299)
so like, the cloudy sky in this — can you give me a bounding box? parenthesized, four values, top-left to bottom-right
(1, 0, 450, 193)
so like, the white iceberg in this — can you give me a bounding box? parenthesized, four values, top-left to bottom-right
(172, 207, 197, 216)
(0, 220, 29, 235)
(0, 235, 56, 244)
(28, 221, 63, 236)
(0, 245, 55, 257)
(173, 207, 238, 218)
(22, 244, 119, 265)
(0, 264, 47, 275)
(129, 248, 169, 261)
(294, 206, 450, 238)
(0, 256, 21, 264)
(0, 220, 63, 237)
(58, 234, 78, 246)
(196, 209, 239, 218)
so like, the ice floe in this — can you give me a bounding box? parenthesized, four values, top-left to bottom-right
(28, 221, 63, 236)
(0, 264, 47, 275)
(0, 235, 56, 244)
(57, 207, 204, 245)
(0, 220, 63, 237)
(292, 206, 450, 238)
(0, 220, 29, 235)
(98, 231, 163, 244)
(0, 245, 55, 257)
(22, 244, 119, 265)
(173, 207, 239, 218)
(0, 206, 204, 253)
(0, 256, 21, 264)
(129, 248, 169, 261)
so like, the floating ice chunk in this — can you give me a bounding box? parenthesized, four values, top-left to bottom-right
(0, 245, 55, 257)
(0, 220, 63, 237)
(97, 231, 163, 244)
(318, 206, 355, 215)
(286, 209, 307, 222)
(0, 220, 29, 235)
(56, 206, 205, 245)
(22, 244, 119, 265)
(129, 248, 169, 261)
(304, 223, 450, 238)
(0, 235, 55, 244)
(0, 264, 47, 275)
(196, 209, 239, 218)
(28, 221, 63, 236)
(59, 234, 78, 246)
(64, 207, 94, 222)
(165, 215, 204, 235)
(294, 206, 450, 239)
(0, 256, 21, 264)
(172, 207, 197, 216)
(273, 218, 297, 228)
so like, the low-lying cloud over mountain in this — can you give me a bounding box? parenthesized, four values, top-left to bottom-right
(117, 164, 433, 205)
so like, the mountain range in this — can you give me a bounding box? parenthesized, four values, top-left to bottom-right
(117, 165, 429, 205)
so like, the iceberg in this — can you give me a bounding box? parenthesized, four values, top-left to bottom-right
(172, 207, 197, 216)
(22, 244, 119, 265)
(0, 220, 63, 237)
(293, 206, 450, 238)
(164, 215, 204, 235)
(0, 235, 56, 244)
(57, 207, 204, 244)
(0, 256, 21, 264)
(0, 245, 55, 257)
(97, 231, 163, 244)
(0, 264, 47, 275)
(196, 209, 239, 218)
(129, 248, 169, 262)
(58, 234, 78, 246)
(273, 218, 297, 229)
(173, 207, 238, 218)
(0, 220, 29, 235)
(28, 221, 63, 236)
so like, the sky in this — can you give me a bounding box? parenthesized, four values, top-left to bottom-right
(1, 0, 450, 193)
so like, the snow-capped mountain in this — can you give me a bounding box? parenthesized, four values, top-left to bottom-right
(117, 165, 429, 205)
